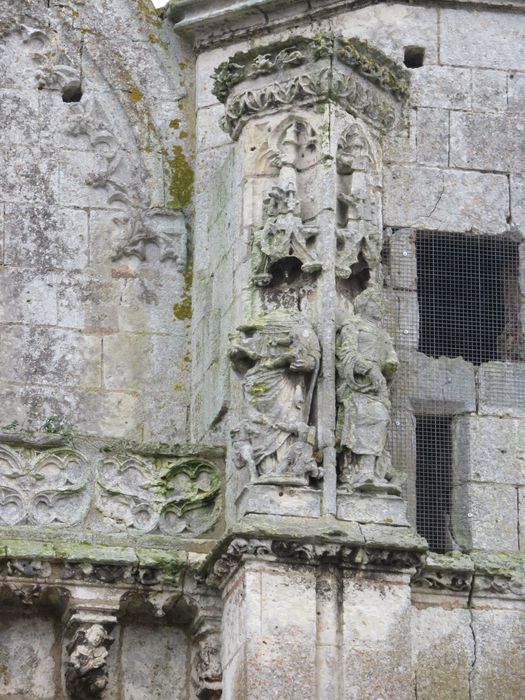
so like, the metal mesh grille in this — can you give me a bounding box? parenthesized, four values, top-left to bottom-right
(386, 230, 522, 552)
(415, 415, 452, 552)
(416, 233, 521, 364)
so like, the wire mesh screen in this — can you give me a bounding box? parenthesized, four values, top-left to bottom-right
(386, 230, 522, 552)
(415, 416, 452, 552)
(416, 233, 521, 364)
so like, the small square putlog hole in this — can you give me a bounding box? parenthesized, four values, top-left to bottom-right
(404, 46, 425, 68)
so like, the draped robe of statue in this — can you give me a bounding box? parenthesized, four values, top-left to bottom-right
(230, 310, 321, 484)
(336, 292, 399, 493)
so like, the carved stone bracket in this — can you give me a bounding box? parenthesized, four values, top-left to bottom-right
(191, 616, 223, 699)
(64, 611, 116, 699)
(213, 35, 409, 138)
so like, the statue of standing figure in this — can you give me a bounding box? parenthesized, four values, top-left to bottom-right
(229, 309, 322, 485)
(336, 290, 400, 494)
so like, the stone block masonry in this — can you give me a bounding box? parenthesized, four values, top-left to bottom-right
(0, 0, 524, 698)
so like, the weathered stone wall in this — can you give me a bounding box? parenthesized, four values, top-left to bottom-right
(0, 0, 193, 443)
(1, 0, 525, 698)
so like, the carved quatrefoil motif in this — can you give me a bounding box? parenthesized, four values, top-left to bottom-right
(0, 445, 90, 527)
(96, 455, 222, 536)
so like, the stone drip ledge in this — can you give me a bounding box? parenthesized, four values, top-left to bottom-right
(0, 429, 225, 459)
(168, 0, 525, 46)
(0, 537, 204, 591)
(198, 516, 525, 601)
(413, 550, 525, 601)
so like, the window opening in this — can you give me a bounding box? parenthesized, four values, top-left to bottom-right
(415, 415, 452, 553)
(416, 232, 520, 365)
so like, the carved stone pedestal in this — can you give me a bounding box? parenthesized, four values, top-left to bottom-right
(237, 484, 321, 518)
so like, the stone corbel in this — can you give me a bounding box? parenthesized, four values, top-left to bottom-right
(63, 608, 117, 699)
(191, 615, 223, 699)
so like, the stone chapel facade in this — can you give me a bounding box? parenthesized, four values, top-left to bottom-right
(0, 0, 524, 698)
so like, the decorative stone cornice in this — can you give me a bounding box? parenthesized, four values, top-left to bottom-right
(213, 36, 409, 104)
(213, 34, 409, 138)
(204, 536, 426, 587)
(169, 0, 525, 47)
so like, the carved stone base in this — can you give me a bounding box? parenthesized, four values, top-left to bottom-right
(237, 484, 321, 518)
(337, 492, 409, 526)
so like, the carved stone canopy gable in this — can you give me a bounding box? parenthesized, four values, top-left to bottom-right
(213, 35, 410, 138)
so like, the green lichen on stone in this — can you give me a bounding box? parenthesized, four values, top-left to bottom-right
(129, 85, 144, 103)
(336, 36, 410, 99)
(137, 0, 162, 27)
(173, 256, 193, 320)
(166, 145, 194, 209)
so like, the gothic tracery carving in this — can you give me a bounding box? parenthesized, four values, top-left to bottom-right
(0, 445, 89, 527)
(96, 455, 221, 535)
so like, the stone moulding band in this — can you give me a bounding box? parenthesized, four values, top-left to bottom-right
(170, 0, 525, 45)
(203, 537, 525, 600)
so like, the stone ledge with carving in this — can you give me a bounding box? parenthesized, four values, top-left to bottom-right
(206, 535, 426, 587)
(212, 35, 409, 138)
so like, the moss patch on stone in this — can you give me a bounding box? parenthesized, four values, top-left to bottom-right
(166, 145, 194, 208)
(173, 257, 193, 321)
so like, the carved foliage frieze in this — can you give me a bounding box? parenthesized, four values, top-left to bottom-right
(0, 444, 89, 527)
(213, 35, 409, 104)
(209, 537, 425, 586)
(214, 35, 409, 138)
(96, 455, 222, 536)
